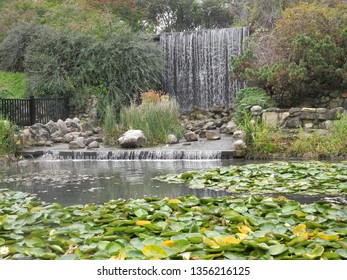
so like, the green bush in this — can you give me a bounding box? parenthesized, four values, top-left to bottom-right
(231, 1, 347, 107)
(0, 119, 18, 156)
(0, 23, 44, 72)
(23, 27, 163, 118)
(117, 99, 183, 146)
(234, 87, 275, 124)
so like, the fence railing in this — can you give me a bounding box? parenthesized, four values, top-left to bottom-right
(0, 96, 69, 126)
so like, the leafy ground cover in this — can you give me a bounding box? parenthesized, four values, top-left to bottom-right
(0, 190, 346, 260)
(156, 161, 347, 195)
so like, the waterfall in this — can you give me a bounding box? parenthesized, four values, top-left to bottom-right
(160, 27, 249, 112)
(38, 150, 233, 160)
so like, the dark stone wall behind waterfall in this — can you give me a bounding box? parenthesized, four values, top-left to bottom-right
(160, 28, 249, 112)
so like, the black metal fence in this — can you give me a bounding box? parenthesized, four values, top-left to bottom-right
(0, 96, 69, 126)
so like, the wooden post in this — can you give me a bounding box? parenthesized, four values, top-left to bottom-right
(29, 96, 36, 125)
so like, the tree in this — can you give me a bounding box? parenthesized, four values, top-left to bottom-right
(138, 0, 234, 32)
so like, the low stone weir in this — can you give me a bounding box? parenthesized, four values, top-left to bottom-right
(19, 149, 234, 160)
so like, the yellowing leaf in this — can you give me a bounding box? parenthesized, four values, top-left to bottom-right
(162, 240, 174, 247)
(223, 236, 241, 245)
(168, 199, 182, 204)
(295, 212, 306, 218)
(142, 245, 168, 259)
(30, 207, 41, 212)
(213, 237, 226, 246)
(317, 233, 339, 241)
(293, 224, 307, 236)
(203, 236, 220, 249)
(135, 220, 151, 226)
(238, 225, 252, 234)
(110, 249, 126, 260)
(236, 233, 248, 240)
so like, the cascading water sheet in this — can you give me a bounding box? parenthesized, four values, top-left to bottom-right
(161, 27, 249, 112)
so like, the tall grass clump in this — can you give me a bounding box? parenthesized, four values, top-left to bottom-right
(288, 114, 347, 159)
(234, 87, 275, 124)
(119, 98, 183, 146)
(103, 104, 123, 146)
(237, 112, 285, 159)
(0, 119, 18, 156)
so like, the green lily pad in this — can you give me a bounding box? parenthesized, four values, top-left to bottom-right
(268, 244, 287, 256)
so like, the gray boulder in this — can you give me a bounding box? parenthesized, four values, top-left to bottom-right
(69, 137, 86, 149)
(206, 130, 221, 140)
(87, 141, 100, 149)
(222, 120, 237, 134)
(167, 134, 178, 144)
(184, 131, 198, 142)
(118, 130, 147, 148)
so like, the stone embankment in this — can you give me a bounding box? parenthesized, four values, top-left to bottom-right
(262, 106, 345, 130)
(21, 117, 103, 150)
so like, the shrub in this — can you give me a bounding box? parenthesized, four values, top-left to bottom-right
(231, 0, 347, 107)
(0, 23, 44, 72)
(0, 119, 18, 156)
(24, 28, 93, 99)
(23, 28, 163, 118)
(118, 99, 183, 146)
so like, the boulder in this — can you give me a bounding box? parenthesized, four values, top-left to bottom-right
(234, 139, 247, 150)
(285, 116, 301, 128)
(87, 141, 100, 149)
(118, 130, 147, 148)
(29, 123, 50, 142)
(56, 119, 68, 135)
(250, 105, 262, 113)
(184, 131, 198, 142)
(223, 120, 237, 134)
(167, 134, 178, 144)
(64, 133, 75, 143)
(206, 130, 221, 140)
(233, 130, 246, 141)
(69, 137, 86, 149)
(65, 119, 82, 132)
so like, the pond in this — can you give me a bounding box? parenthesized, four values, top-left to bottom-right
(0, 160, 233, 206)
(1, 159, 345, 206)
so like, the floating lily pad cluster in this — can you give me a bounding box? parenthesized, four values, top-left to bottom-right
(0, 190, 346, 260)
(156, 161, 347, 195)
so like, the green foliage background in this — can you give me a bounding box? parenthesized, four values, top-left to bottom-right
(231, 0, 347, 107)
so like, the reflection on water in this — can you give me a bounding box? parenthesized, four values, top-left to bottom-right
(1, 160, 234, 206)
(1, 160, 345, 207)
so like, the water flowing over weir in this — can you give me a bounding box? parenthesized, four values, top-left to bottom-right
(161, 27, 249, 111)
(41, 150, 233, 160)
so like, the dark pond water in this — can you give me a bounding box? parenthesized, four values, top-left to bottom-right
(1, 159, 345, 206)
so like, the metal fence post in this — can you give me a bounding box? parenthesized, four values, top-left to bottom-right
(29, 96, 36, 125)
